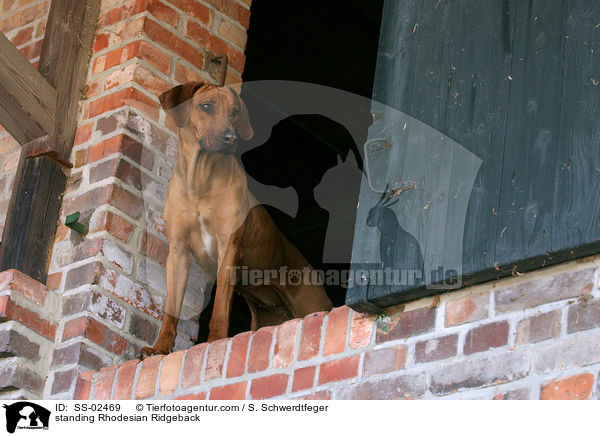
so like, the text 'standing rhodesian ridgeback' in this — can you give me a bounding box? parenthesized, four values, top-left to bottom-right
(141, 82, 332, 357)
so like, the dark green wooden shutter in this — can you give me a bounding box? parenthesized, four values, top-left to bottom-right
(346, 0, 600, 312)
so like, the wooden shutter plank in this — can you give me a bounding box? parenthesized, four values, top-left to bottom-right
(552, 1, 600, 249)
(495, 0, 568, 264)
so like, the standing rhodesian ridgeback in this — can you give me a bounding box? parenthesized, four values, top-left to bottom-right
(140, 82, 332, 357)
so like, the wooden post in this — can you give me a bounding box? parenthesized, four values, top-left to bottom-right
(0, 137, 67, 280)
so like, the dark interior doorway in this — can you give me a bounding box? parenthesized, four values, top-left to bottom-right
(198, 0, 385, 342)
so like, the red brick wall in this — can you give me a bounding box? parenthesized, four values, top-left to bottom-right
(0, 0, 50, 239)
(74, 256, 600, 400)
(43, 0, 252, 398)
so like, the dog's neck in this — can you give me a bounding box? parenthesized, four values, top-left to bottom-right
(176, 136, 245, 199)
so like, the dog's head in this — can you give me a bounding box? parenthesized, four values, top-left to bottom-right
(159, 81, 254, 154)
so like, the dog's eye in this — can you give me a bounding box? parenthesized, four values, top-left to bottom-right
(200, 103, 214, 113)
(232, 108, 240, 117)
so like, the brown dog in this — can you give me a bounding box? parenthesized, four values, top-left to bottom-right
(140, 82, 332, 356)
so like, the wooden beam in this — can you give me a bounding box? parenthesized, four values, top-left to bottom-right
(38, 0, 101, 159)
(0, 0, 100, 282)
(0, 32, 57, 144)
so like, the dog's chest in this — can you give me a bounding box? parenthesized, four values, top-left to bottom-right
(197, 215, 215, 255)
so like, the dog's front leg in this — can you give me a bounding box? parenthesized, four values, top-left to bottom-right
(207, 236, 241, 342)
(140, 242, 191, 358)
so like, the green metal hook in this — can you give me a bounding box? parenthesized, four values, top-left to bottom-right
(65, 211, 86, 234)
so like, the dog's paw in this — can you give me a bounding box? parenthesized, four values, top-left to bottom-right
(139, 346, 166, 360)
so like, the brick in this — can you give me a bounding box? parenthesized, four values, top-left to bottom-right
(349, 311, 374, 349)
(64, 316, 132, 357)
(93, 33, 110, 53)
(65, 262, 102, 290)
(62, 317, 88, 341)
(445, 293, 489, 327)
(148, 0, 179, 27)
(218, 19, 247, 48)
(362, 346, 406, 377)
(202, 0, 250, 27)
(181, 343, 207, 388)
(101, 0, 148, 26)
(51, 368, 78, 395)
(0, 327, 40, 360)
(541, 373, 594, 400)
(90, 158, 139, 189)
(210, 381, 247, 400)
(273, 319, 298, 368)
(111, 185, 145, 219)
(175, 392, 207, 400)
(11, 25, 33, 47)
(159, 350, 184, 395)
(376, 307, 436, 343)
(114, 15, 146, 44)
(74, 123, 93, 146)
(62, 185, 113, 217)
(248, 326, 274, 372)
(74, 371, 95, 400)
(292, 366, 315, 392)
(516, 310, 561, 344)
(323, 306, 349, 356)
(227, 331, 251, 377)
(415, 334, 458, 363)
(464, 321, 509, 355)
(135, 354, 163, 399)
(185, 20, 244, 71)
(93, 365, 118, 399)
(168, 0, 211, 25)
(114, 359, 140, 400)
(536, 331, 600, 372)
(46, 272, 62, 291)
(336, 373, 426, 400)
(0, 359, 45, 396)
(250, 374, 288, 400)
(174, 61, 205, 84)
(86, 134, 154, 169)
(0, 268, 48, 305)
(0, 3, 49, 33)
(495, 267, 594, 313)
(129, 312, 158, 343)
(144, 18, 205, 70)
(85, 87, 159, 121)
(52, 238, 103, 269)
(52, 341, 112, 370)
(204, 339, 228, 380)
(492, 387, 530, 400)
(568, 299, 600, 333)
(0, 298, 56, 340)
(318, 355, 359, 385)
(105, 63, 171, 96)
(295, 390, 331, 400)
(429, 351, 529, 395)
(298, 312, 325, 360)
(92, 41, 142, 75)
(140, 231, 169, 265)
(91, 210, 136, 243)
(138, 41, 172, 74)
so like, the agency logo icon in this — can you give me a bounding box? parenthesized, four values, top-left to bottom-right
(2, 402, 50, 433)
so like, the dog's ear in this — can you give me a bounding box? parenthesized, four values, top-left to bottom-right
(229, 87, 254, 140)
(159, 82, 204, 127)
